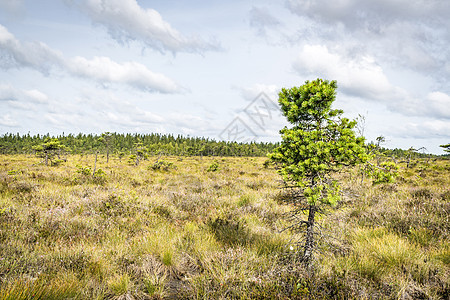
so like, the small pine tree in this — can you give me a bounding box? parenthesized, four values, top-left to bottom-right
(98, 132, 113, 164)
(132, 140, 148, 166)
(32, 138, 65, 166)
(439, 143, 450, 154)
(269, 79, 371, 266)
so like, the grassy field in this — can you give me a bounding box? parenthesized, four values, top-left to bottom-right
(0, 154, 448, 299)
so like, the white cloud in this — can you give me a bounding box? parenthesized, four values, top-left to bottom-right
(0, 84, 16, 101)
(23, 89, 49, 103)
(293, 45, 450, 121)
(76, 0, 220, 54)
(286, 0, 450, 84)
(168, 112, 214, 131)
(72, 90, 166, 129)
(394, 120, 450, 139)
(0, 24, 14, 41)
(423, 92, 450, 119)
(0, 24, 182, 93)
(67, 56, 183, 93)
(0, 84, 49, 104)
(41, 100, 166, 133)
(286, 0, 450, 31)
(0, 24, 64, 72)
(237, 83, 280, 102)
(0, 114, 18, 127)
(387, 91, 450, 120)
(0, 85, 55, 117)
(293, 44, 393, 100)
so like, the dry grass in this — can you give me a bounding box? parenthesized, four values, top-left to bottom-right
(0, 155, 293, 299)
(318, 159, 450, 299)
(0, 154, 448, 299)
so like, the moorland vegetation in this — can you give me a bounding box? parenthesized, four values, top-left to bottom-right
(0, 150, 448, 299)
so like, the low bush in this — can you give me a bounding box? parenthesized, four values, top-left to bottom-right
(150, 160, 176, 171)
(207, 161, 219, 172)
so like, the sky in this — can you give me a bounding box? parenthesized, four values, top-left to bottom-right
(0, 0, 449, 154)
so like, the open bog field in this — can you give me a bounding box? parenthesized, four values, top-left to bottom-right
(0, 154, 449, 299)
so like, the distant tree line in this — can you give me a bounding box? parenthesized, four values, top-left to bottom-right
(0, 133, 447, 159)
(0, 132, 278, 157)
(375, 146, 443, 160)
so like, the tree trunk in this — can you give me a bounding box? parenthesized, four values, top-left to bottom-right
(303, 204, 316, 266)
(93, 151, 98, 177)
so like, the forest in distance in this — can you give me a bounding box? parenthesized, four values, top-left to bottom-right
(0, 132, 444, 159)
(0, 132, 276, 158)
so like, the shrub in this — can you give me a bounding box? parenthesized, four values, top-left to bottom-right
(51, 159, 65, 167)
(150, 160, 176, 171)
(93, 168, 107, 184)
(367, 161, 399, 184)
(76, 165, 91, 176)
(207, 161, 219, 172)
(128, 154, 137, 165)
(75, 165, 107, 185)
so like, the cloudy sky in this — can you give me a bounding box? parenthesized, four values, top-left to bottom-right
(0, 0, 449, 153)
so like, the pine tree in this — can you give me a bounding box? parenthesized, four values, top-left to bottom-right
(269, 79, 371, 266)
(439, 143, 450, 153)
(32, 138, 65, 166)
